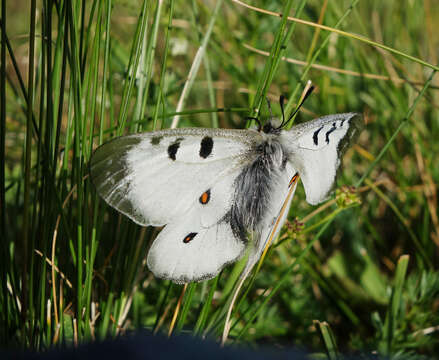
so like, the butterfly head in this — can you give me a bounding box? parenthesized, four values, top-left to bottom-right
(245, 116, 282, 134)
(262, 120, 282, 134)
(251, 88, 315, 134)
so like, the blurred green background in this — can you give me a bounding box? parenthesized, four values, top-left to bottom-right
(1, 0, 438, 358)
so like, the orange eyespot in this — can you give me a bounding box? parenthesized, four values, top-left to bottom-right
(289, 173, 299, 188)
(199, 189, 211, 204)
(183, 232, 197, 244)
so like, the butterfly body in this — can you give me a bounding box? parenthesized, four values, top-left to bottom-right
(91, 113, 362, 283)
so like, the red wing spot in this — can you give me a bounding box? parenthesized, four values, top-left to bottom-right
(289, 173, 300, 188)
(199, 189, 211, 205)
(183, 232, 198, 244)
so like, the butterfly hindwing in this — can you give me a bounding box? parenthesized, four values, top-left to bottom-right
(282, 113, 362, 205)
(147, 220, 245, 283)
(90, 128, 258, 226)
(246, 163, 298, 266)
(146, 180, 246, 283)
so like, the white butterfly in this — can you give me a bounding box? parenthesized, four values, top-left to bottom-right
(90, 111, 362, 284)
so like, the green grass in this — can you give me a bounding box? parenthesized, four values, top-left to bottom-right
(2, 0, 439, 358)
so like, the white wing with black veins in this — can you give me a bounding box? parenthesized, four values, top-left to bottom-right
(281, 112, 362, 205)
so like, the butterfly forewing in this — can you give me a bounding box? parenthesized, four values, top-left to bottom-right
(90, 128, 259, 227)
(281, 112, 362, 205)
(90, 135, 145, 224)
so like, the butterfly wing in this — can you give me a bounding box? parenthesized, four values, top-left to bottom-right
(146, 171, 246, 283)
(281, 113, 362, 205)
(90, 128, 261, 282)
(248, 163, 299, 267)
(90, 128, 257, 226)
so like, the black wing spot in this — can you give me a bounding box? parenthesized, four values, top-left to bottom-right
(199, 136, 213, 158)
(150, 136, 163, 145)
(167, 141, 180, 161)
(183, 232, 198, 244)
(313, 126, 324, 145)
(325, 122, 337, 144)
(199, 189, 211, 204)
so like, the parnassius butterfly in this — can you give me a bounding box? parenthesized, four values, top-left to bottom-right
(90, 110, 362, 284)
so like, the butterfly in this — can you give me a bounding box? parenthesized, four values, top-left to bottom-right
(90, 101, 362, 284)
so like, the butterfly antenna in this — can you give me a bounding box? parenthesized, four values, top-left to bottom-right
(278, 94, 287, 128)
(245, 116, 262, 132)
(281, 85, 315, 129)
